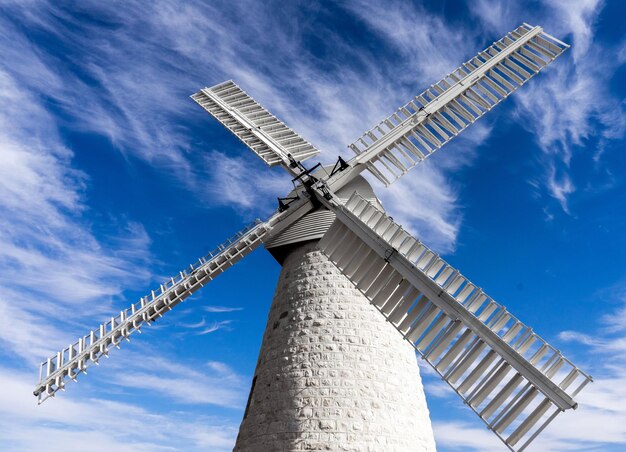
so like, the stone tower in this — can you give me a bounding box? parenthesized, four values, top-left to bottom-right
(234, 174, 437, 451)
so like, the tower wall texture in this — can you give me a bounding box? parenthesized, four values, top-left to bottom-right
(234, 241, 437, 451)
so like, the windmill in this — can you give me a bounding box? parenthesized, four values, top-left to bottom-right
(34, 24, 592, 451)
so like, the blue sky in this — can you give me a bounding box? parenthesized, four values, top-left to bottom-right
(0, 0, 624, 450)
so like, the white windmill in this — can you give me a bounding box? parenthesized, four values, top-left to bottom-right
(35, 24, 592, 451)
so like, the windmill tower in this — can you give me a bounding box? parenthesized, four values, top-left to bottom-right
(235, 175, 437, 451)
(34, 24, 592, 452)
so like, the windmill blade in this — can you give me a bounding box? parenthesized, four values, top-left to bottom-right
(347, 23, 569, 186)
(192, 80, 320, 173)
(318, 192, 591, 451)
(33, 198, 314, 404)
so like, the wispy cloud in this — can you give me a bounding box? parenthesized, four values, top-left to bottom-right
(332, 1, 499, 252)
(0, 66, 153, 360)
(204, 306, 243, 313)
(201, 151, 290, 215)
(0, 0, 506, 251)
(178, 316, 234, 335)
(0, 5, 247, 450)
(433, 421, 502, 451)
(0, 366, 239, 452)
(206, 361, 238, 377)
(198, 320, 233, 336)
(104, 352, 246, 408)
(375, 122, 493, 253)
(179, 318, 208, 329)
(470, 0, 626, 214)
(5, 0, 623, 247)
(504, 286, 626, 450)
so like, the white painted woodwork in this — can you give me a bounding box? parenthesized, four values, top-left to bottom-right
(318, 192, 592, 451)
(192, 80, 320, 172)
(325, 24, 569, 191)
(265, 169, 381, 251)
(34, 199, 315, 403)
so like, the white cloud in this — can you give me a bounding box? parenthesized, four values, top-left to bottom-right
(197, 320, 233, 336)
(603, 303, 626, 334)
(202, 151, 290, 215)
(375, 166, 461, 254)
(206, 360, 237, 376)
(520, 290, 626, 450)
(112, 371, 240, 406)
(343, 0, 476, 83)
(619, 41, 626, 64)
(203, 305, 243, 313)
(469, 0, 517, 32)
(375, 122, 492, 254)
(179, 317, 207, 329)
(0, 7, 246, 451)
(178, 313, 238, 335)
(0, 366, 239, 452)
(549, 0, 602, 61)
(471, 0, 625, 213)
(0, 68, 153, 360)
(558, 330, 603, 347)
(6, 0, 623, 247)
(546, 165, 576, 213)
(0, 0, 507, 252)
(103, 352, 246, 408)
(434, 421, 502, 451)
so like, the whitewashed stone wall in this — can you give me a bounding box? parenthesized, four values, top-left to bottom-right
(235, 241, 437, 451)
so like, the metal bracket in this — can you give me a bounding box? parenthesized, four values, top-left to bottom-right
(287, 153, 300, 169)
(292, 162, 322, 187)
(277, 195, 300, 212)
(318, 184, 333, 201)
(384, 247, 397, 263)
(329, 156, 350, 177)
